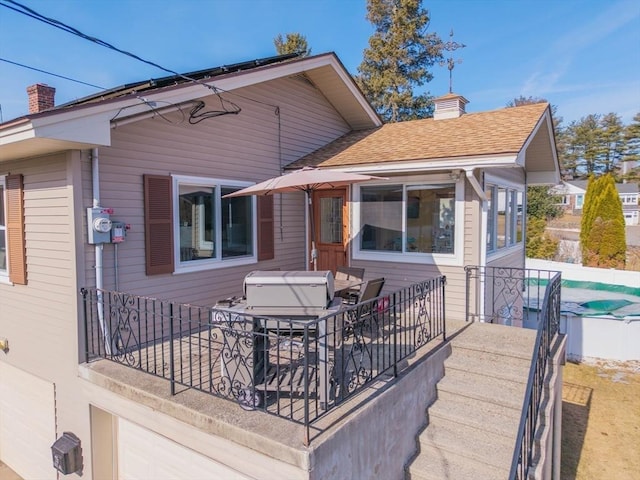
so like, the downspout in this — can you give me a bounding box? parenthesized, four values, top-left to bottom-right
(92, 148, 103, 291)
(465, 169, 488, 320)
(92, 148, 112, 355)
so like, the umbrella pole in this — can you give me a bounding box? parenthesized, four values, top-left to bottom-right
(308, 192, 318, 271)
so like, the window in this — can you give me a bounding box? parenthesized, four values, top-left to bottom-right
(174, 176, 254, 270)
(576, 194, 584, 208)
(357, 182, 457, 258)
(144, 174, 269, 275)
(486, 184, 524, 254)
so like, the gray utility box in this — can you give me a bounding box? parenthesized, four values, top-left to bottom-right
(244, 270, 335, 309)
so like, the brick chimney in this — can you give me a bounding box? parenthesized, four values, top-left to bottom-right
(27, 83, 56, 114)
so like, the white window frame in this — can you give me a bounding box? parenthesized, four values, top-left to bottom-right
(0, 175, 8, 283)
(575, 194, 584, 209)
(485, 177, 525, 259)
(352, 174, 464, 266)
(172, 175, 257, 274)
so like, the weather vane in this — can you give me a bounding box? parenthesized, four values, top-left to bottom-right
(439, 29, 466, 94)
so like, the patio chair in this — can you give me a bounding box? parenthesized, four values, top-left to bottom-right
(344, 277, 384, 305)
(334, 277, 386, 401)
(335, 266, 365, 299)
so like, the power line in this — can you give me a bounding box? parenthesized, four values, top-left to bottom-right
(0, 0, 240, 114)
(0, 57, 105, 89)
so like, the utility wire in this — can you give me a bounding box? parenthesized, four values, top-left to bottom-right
(0, 57, 105, 89)
(0, 0, 240, 114)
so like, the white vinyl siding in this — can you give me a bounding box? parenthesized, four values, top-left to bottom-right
(118, 419, 247, 480)
(0, 363, 57, 480)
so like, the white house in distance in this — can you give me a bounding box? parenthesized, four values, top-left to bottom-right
(551, 180, 640, 225)
(0, 52, 563, 479)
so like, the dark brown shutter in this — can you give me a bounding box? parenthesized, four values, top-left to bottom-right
(144, 175, 174, 275)
(257, 195, 274, 261)
(6, 174, 27, 285)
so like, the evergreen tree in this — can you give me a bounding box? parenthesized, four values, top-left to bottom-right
(527, 185, 562, 220)
(526, 217, 559, 260)
(599, 113, 625, 176)
(580, 174, 598, 248)
(274, 33, 311, 57)
(621, 112, 640, 181)
(566, 114, 603, 176)
(563, 113, 631, 179)
(355, 0, 442, 122)
(581, 174, 626, 268)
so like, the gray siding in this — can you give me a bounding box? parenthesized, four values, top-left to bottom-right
(81, 76, 351, 305)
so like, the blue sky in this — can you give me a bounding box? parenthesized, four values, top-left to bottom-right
(0, 0, 638, 126)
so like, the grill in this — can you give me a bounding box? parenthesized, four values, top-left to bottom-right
(214, 270, 340, 410)
(243, 270, 335, 310)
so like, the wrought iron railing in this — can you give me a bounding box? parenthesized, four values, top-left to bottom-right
(81, 276, 446, 445)
(464, 266, 561, 480)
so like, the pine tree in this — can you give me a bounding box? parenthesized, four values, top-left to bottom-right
(355, 0, 442, 122)
(274, 33, 311, 57)
(599, 113, 625, 176)
(581, 174, 626, 268)
(621, 112, 640, 181)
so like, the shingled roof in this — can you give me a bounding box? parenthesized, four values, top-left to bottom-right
(288, 102, 550, 169)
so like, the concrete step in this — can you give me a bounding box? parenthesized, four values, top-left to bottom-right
(416, 416, 514, 471)
(428, 390, 520, 438)
(445, 346, 531, 383)
(436, 368, 527, 411)
(450, 322, 536, 360)
(406, 444, 509, 480)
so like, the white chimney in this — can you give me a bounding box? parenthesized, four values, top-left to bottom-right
(433, 93, 468, 120)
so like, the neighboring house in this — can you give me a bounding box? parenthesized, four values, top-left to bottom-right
(0, 52, 562, 479)
(551, 180, 640, 225)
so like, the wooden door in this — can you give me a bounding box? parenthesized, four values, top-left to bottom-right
(313, 188, 348, 273)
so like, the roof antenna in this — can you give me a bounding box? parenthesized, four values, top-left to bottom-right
(439, 29, 466, 94)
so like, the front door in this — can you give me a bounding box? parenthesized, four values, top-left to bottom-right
(313, 188, 348, 273)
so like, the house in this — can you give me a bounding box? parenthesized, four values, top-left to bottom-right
(0, 52, 564, 479)
(551, 180, 640, 225)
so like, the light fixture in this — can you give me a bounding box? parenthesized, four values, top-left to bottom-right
(449, 170, 462, 181)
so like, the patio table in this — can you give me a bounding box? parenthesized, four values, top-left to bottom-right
(217, 298, 344, 409)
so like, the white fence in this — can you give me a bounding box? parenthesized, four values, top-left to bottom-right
(526, 259, 640, 362)
(526, 258, 640, 289)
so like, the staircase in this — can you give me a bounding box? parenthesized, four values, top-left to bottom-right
(405, 321, 537, 480)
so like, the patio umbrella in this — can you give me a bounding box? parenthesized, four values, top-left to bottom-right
(223, 166, 386, 270)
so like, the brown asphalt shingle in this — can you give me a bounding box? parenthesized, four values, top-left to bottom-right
(288, 102, 550, 169)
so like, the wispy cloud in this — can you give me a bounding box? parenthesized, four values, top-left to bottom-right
(520, 0, 640, 100)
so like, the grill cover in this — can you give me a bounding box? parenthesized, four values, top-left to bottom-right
(244, 270, 335, 309)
